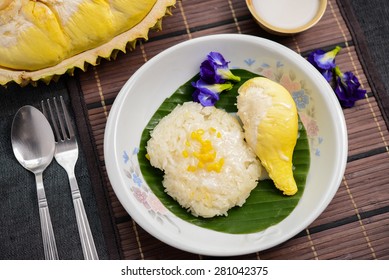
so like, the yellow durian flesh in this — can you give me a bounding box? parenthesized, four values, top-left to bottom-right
(0, 0, 68, 70)
(0, 0, 175, 85)
(40, 0, 117, 58)
(237, 77, 298, 196)
(0, 0, 157, 71)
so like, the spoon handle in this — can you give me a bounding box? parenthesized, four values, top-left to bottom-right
(36, 173, 59, 260)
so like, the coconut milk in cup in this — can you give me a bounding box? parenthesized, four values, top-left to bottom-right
(246, 0, 327, 35)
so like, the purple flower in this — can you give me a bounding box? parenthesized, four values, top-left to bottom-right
(200, 52, 240, 84)
(334, 66, 366, 108)
(308, 46, 342, 82)
(192, 52, 240, 106)
(191, 79, 233, 106)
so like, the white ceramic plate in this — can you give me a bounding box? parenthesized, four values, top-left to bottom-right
(104, 34, 348, 256)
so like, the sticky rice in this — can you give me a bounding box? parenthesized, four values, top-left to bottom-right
(146, 101, 262, 218)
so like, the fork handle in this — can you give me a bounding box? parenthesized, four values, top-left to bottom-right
(36, 173, 59, 260)
(69, 175, 99, 260)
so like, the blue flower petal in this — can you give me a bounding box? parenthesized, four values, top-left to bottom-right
(123, 151, 129, 164)
(193, 52, 241, 106)
(193, 89, 219, 106)
(308, 46, 341, 71)
(200, 60, 222, 84)
(199, 52, 240, 84)
(132, 173, 142, 187)
(244, 58, 255, 66)
(307, 47, 341, 82)
(191, 79, 232, 106)
(292, 90, 309, 109)
(321, 69, 334, 82)
(334, 66, 366, 108)
(207, 51, 229, 67)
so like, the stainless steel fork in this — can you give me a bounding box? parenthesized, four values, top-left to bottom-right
(42, 96, 99, 260)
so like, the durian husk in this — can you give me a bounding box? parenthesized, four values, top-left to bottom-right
(0, 0, 176, 86)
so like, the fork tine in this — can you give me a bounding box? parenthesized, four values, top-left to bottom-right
(53, 96, 69, 140)
(41, 100, 48, 120)
(43, 99, 61, 142)
(59, 96, 75, 138)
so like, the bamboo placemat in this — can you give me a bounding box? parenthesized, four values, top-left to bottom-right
(74, 0, 389, 259)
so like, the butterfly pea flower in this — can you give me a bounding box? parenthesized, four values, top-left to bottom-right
(333, 66, 366, 108)
(192, 52, 240, 106)
(200, 52, 241, 84)
(192, 79, 233, 106)
(308, 46, 342, 82)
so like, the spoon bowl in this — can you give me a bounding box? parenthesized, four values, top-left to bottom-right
(11, 105, 59, 260)
(12, 106, 55, 173)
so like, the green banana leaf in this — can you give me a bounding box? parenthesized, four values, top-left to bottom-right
(138, 69, 310, 234)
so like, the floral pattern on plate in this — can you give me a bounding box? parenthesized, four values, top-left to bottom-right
(122, 147, 180, 232)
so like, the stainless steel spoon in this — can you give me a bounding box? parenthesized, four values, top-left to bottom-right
(11, 105, 59, 260)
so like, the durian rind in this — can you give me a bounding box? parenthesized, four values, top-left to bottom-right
(0, 0, 176, 86)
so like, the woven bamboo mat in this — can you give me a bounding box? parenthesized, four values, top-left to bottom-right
(75, 0, 389, 259)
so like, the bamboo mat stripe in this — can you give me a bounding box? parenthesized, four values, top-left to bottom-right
(74, 0, 389, 259)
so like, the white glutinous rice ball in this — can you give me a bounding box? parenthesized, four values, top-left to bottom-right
(146, 101, 262, 218)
